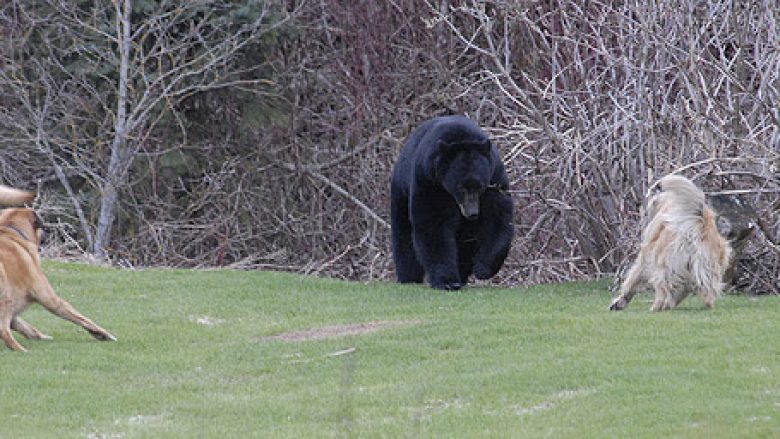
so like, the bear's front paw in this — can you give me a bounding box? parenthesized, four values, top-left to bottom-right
(430, 278, 462, 291)
(473, 263, 495, 280)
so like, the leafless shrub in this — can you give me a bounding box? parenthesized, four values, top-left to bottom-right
(0, 1, 777, 293)
(428, 0, 779, 290)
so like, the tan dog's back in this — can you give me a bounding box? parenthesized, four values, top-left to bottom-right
(0, 186, 35, 206)
(0, 228, 40, 290)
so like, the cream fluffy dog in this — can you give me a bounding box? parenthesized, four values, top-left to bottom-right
(610, 175, 731, 311)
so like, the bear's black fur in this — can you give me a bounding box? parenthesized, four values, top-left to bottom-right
(390, 115, 514, 290)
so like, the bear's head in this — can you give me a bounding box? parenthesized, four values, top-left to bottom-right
(435, 139, 492, 221)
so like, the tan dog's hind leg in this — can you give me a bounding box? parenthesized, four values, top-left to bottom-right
(0, 299, 27, 351)
(12, 317, 52, 340)
(35, 285, 116, 342)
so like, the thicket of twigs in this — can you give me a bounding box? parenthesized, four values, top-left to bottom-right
(1, 1, 778, 293)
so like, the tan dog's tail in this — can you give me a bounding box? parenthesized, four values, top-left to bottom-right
(0, 185, 35, 206)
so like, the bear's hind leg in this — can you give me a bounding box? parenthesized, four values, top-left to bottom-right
(394, 243, 425, 283)
(391, 195, 425, 283)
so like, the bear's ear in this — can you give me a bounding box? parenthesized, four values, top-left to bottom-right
(477, 139, 492, 156)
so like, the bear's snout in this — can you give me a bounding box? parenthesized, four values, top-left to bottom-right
(458, 194, 480, 221)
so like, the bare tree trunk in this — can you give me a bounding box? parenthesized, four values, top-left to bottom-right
(93, 0, 132, 261)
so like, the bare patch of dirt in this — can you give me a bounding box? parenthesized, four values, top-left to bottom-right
(260, 320, 423, 342)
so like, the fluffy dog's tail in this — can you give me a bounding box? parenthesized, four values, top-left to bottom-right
(0, 185, 35, 206)
(657, 175, 707, 219)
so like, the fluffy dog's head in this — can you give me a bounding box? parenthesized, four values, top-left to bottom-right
(0, 208, 45, 247)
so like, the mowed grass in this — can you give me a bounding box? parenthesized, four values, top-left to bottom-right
(1, 262, 779, 438)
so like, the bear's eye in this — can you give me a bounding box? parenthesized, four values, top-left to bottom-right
(462, 180, 483, 193)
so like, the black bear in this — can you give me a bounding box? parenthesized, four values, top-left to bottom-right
(390, 115, 514, 290)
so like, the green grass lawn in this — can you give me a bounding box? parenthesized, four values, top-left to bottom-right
(2, 261, 778, 438)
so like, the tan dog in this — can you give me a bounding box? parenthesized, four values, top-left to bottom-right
(610, 175, 732, 312)
(0, 187, 115, 351)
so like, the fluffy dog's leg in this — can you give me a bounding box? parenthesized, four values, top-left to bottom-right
(651, 283, 672, 312)
(610, 258, 644, 310)
(662, 293, 678, 310)
(35, 285, 116, 342)
(11, 316, 52, 340)
(695, 261, 724, 309)
(0, 299, 27, 351)
(699, 287, 718, 309)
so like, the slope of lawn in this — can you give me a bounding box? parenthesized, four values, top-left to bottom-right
(1, 261, 778, 438)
